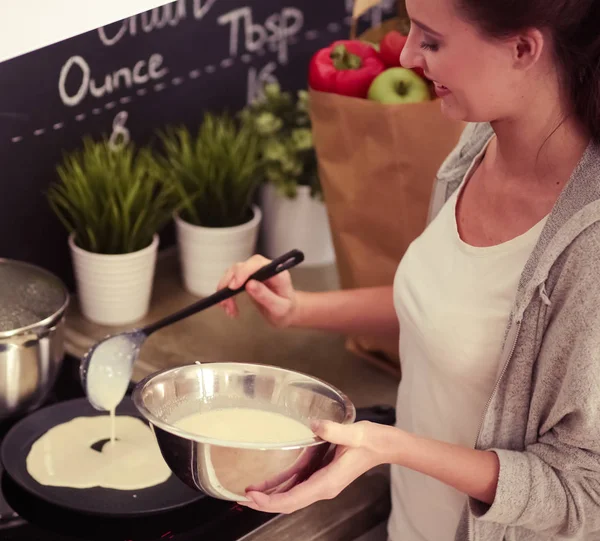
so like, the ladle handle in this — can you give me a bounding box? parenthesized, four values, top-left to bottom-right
(141, 250, 305, 336)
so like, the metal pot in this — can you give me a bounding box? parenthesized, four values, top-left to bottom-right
(0, 259, 69, 422)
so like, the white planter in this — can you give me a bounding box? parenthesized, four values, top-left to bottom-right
(69, 233, 159, 326)
(259, 184, 336, 266)
(175, 205, 262, 297)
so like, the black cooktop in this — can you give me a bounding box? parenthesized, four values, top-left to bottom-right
(0, 357, 275, 541)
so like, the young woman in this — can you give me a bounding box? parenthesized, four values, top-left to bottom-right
(217, 0, 600, 539)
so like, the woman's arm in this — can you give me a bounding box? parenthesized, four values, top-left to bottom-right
(219, 255, 399, 339)
(371, 423, 500, 504)
(291, 287, 399, 337)
(239, 420, 499, 514)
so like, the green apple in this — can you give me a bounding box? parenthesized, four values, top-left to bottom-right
(367, 67, 431, 104)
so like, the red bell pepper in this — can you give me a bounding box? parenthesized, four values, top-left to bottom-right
(379, 30, 407, 67)
(380, 30, 427, 79)
(308, 40, 386, 99)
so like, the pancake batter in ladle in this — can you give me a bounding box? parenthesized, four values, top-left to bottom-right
(80, 250, 304, 413)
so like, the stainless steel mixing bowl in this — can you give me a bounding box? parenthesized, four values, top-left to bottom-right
(132, 362, 356, 501)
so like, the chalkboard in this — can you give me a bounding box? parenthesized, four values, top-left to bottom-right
(0, 0, 396, 289)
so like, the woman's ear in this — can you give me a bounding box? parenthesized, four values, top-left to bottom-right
(511, 28, 545, 71)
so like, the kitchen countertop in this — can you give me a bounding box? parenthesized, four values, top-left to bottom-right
(64, 248, 399, 540)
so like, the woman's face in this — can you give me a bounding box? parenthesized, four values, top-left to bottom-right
(401, 0, 537, 123)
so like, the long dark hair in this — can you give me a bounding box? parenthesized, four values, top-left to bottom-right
(456, 0, 600, 142)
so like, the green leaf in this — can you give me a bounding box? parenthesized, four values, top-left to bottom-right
(240, 84, 322, 200)
(48, 137, 177, 254)
(153, 112, 263, 228)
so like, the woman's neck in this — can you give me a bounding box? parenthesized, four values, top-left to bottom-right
(487, 92, 590, 188)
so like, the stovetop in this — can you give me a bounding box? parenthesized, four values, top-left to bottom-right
(0, 356, 275, 541)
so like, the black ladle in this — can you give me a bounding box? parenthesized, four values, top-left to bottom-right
(80, 250, 305, 411)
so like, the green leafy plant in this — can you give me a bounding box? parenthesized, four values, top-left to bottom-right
(47, 137, 176, 254)
(240, 83, 321, 200)
(155, 112, 263, 228)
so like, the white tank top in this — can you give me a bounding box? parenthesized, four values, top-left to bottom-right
(388, 142, 547, 541)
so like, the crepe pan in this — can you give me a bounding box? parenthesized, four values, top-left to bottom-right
(0, 397, 205, 517)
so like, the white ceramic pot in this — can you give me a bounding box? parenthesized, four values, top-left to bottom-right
(175, 205, 262, 297)
(259, 184, 336, 266)
(68, 233, 158, 326)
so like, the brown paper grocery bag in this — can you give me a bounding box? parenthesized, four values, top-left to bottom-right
(309, 89, 465, 377)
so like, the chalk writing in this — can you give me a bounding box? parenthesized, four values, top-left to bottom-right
(218, 7, 303, 65)
(108, 111, 130, 150)
(13, 0, 321, 146)
(58, 53, 168, 107)
(98, 0, 216, 46)
(247, 61, 278, 105)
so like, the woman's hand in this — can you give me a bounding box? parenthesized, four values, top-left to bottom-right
(217, 254, 299, 328)
(238, 420, 386, 514)
(238, 418, 501, 515)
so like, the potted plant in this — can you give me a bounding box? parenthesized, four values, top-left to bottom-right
(47, 137, 176, 326)
(156, 112, 263, 297)
(241, 83, 335, 266)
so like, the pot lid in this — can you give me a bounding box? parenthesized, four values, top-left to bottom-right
(0, 259, 69, 337)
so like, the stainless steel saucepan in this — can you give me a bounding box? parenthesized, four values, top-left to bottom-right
(0, 258, 69, 421)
